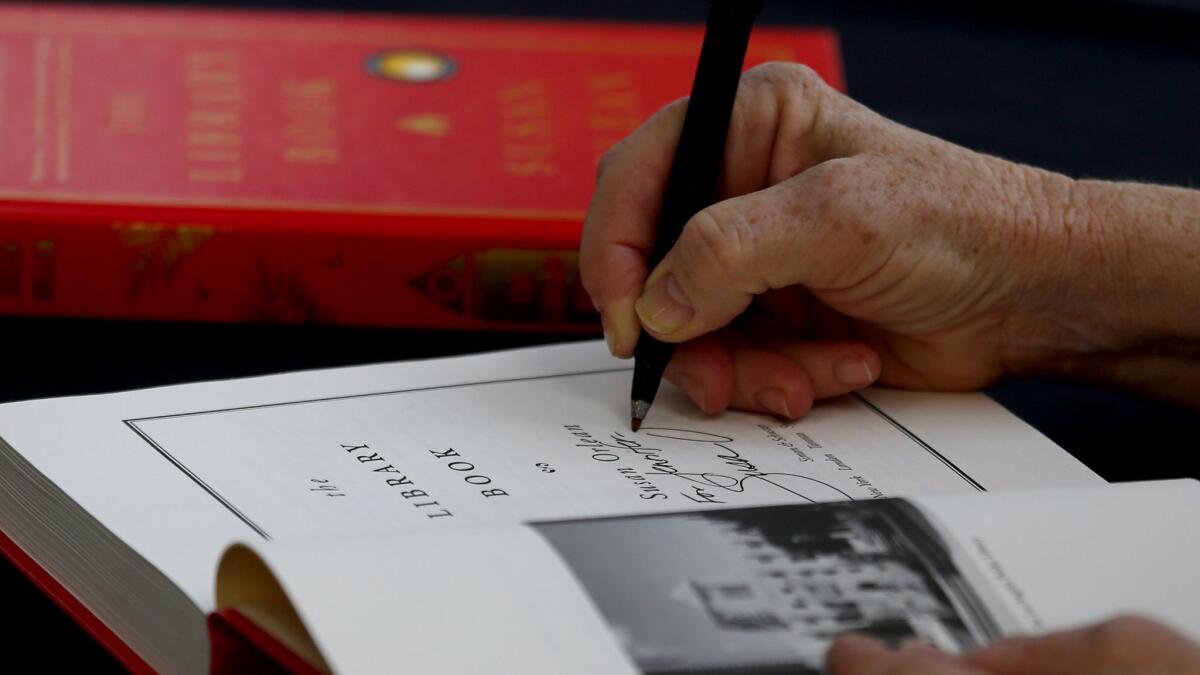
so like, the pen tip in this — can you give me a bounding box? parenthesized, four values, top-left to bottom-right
(630, 399, 650, 432)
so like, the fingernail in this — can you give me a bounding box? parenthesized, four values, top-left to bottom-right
(678, 375, 707, 413)
(755, 388, 792, 419)
(635, 274, 694, 335)
(601, 315, 617, 356)
(834, 357, 876, 388)
(603, 298, 639, 358)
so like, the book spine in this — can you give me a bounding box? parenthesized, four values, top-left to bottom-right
(0, 207, 599, 332)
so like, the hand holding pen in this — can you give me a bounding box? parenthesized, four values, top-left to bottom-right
(582, 11, 1200, 427)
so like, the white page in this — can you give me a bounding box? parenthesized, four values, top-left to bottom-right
(235, 480, 1198, 674)
(0, 340, 1102, 612)
(228, 529, 639, 675)
(916, 479, 1200, 638)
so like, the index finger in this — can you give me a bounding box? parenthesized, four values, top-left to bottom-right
(579, 98, 687, 357)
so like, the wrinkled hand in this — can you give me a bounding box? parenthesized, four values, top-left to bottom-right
(580, 62, 1200, 416)
(826, 615, 1200, 675)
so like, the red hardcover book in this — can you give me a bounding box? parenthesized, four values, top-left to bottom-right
(0, 527, 155, 674)
(0, 527, 297, 674)
(0, 5, 843, 331)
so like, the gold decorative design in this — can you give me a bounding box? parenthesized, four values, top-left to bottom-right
(410, 248, 595, 324)
(369, 50, 456, 83)
(246, 261, 330, 324)
(396, 113, 450, 137)
(114, 221, 217, 299)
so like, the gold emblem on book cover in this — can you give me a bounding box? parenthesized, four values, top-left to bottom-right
(366, 49, 456, 83)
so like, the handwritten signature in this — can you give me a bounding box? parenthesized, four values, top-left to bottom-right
(633, 428, 853, 504)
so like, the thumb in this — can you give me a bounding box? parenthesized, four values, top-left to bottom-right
(634, 157, 873, 342)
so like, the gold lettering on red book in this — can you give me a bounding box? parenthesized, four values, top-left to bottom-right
(185, 50, 244, 183)
(397, 113, 450, 137)
(108, 92, 147, 135)
(498, 80, 555, 178)
(30, 37, 50, 185)
(281, 78, 340, 164)
(586, 71, 642, 166)
(54, 40, 72, 184)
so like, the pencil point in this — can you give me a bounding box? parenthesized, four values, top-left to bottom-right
(630, 399, 650, 432)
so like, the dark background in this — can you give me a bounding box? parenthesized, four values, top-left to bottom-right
(3, 0, 1198, 670)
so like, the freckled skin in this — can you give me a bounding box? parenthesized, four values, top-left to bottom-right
(581, 62, 1200, 415)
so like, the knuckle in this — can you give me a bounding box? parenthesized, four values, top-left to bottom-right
(743, 63, 830, 117)
(594, 143, 624, 185)
(795, 159, 890, 288)
(678, 205, 757, 290)
(660, 96, 690, 116)
(744, 61, 823, 91)
(596, 96, 687, 185)
(805, 159, 861, 223)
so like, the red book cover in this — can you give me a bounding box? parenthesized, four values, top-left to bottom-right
(0, 527, 302, 674)
(0, 5, 844, 331)
(0, 5, 843, 331)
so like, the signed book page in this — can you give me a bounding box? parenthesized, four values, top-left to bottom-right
(1, 341, 1102, 604)
(0, 341, 1103, 672)
(125, 366, 1092, 541)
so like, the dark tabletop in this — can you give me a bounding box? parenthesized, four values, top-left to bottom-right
(4, 0, 1199, 670)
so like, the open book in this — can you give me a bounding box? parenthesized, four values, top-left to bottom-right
(0, 341, 1190, 673)
(220, 479, 1200, 674)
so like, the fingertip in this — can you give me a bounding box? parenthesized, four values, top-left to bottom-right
(826, 633, 889, 674)
(601, 298, 640, 358)
(832, 351, 881, 390)
(754, 388, 792, 419)
(675, 374, 712, 414)
(727, 346, 815, 420)
(601, 314, 617, 356)
(830, 635, 972, 675)
(664, 362, 708, 413)
(764, 340, 881, 400)
(635, 269, 698, 342)
(753, 385, 813, 421)
(666, 336, 735, 414)
(960, 636, 1035, 672)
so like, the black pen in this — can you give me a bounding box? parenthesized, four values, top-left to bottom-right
(630, 0, 763, 431)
